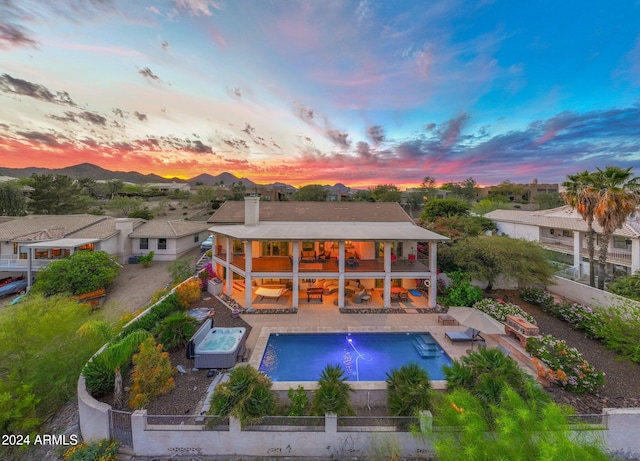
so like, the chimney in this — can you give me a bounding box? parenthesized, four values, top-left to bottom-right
(244, 195, 260, 226)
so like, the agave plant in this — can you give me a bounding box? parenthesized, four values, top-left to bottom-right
(386, 363, 432, 416)
(312, 364, 354, 416)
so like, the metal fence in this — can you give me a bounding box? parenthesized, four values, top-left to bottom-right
(337, 416, 418, 432)
(145, 414, 230, 431)
(109, 409, 133, 447)
(243, 416, 326, 432)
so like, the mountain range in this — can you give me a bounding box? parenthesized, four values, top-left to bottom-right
(0, 163, 350, 192)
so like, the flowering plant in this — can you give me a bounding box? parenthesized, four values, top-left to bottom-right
(520, 287, 555, 310)
(526, 334, 604, 394)
(473, 298, 536, 324)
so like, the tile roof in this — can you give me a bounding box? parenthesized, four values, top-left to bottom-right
(0, 215, 115, 241)
(485, 206, 640, 238)
(129, 220, 211, 238)
(208, 201, 415, 224)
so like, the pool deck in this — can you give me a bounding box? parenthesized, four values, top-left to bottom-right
(239, 304, 533, 390)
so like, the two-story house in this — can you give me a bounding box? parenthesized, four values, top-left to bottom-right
(486, 206, 640, 282)
(207, 197, 449, 310)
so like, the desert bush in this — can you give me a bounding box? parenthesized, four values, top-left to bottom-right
(608, 271, 640, 301)
(175, 277, 201, 308)
(154, 312, 198, 352)
(386, 363, 432, 416)
(139, 251, 155, 268)
(63, 438, 119, 461)
(168, 258, 194, 284)
(312, 364, 354, 416)
(129, 338, 175, 409)
(209, 366, 276, 425)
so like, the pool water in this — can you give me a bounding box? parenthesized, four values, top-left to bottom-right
(258, 332, 451, 382)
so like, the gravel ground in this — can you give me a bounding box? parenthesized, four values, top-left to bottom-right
(493, 290, 640, 414)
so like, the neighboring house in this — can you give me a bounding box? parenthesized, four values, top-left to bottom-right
(0, 215, 210, 285)
(485, 206, 640, 281)
(207, 196, 448, 310)
(129, 220, 211, 261)
(145, 182, 191, 193)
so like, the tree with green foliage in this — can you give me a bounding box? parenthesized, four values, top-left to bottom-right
(350, 189, 373, 201)
(490, 180, 527, 202)
(128, 209, 154, 220)
(209, 365, 276, 424)
(168, 258, 194, 284)
(0, 181, 27, 216)
(420, 176, 439, 201)
(422, 215, 495, 240)
(292, 184, 329, 201)
(287, 386, 310, 416)
(371, 184, 401, 202)
(106, 179, 125, 199)
(0, 294, 107, 428)
(386, 363, 432, 416)
(32, 250, 120, 296)
(108, 195, 144, 216)
(472, 197, 510, 216)
(533, 192, 564, 210)
(426, 387, 610, 461)
(154, 312, 198, 352)
(420, 198, 470, 222)
(441, 177, 478, 201)
(447, 235, 555, 291)
(312, 364, 354, 416)
(225, 182, 246, 200)
(190, 185, 219, 206)
(27, 173, 93, 214)
(592, 166, 640, 289)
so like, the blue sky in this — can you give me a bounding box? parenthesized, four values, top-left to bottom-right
(1, 0, 639, 188)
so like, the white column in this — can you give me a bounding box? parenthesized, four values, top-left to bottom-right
(383, 241, 391, 308)
(244, 242, 252, 309)
(338, 241, 345, 308)
(225, 238, 232, 295)
(574, 231, 584, 276)
(631, 239, 640, 274)
(292, 241, 299, 308)
(429, 242, 438, 308)
(27, 246, 33, 290)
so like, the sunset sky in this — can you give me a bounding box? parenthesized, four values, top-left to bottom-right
(1, 1, 640, 188)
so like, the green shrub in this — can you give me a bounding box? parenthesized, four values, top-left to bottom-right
(438, 271, 483, 307)
(608, 271, 640, 301)
(175, 278, 201, 308)
(520, 287, 555, 310)
(154, 312, 198, 352)
(287, 386, 309, 416)
(0, 372, 40, 434)
(150, 293, 181, 318)
(386, 363, 432, 416)
(209, 366, 276, 425)
(128, 209, 154, 220)
(312, 364, 354, 416)
(139, 251, 155, 268)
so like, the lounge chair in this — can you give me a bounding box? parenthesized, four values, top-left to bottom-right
(445, 327, 484, 344)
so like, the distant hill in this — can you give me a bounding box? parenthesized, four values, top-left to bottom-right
(188, 172, 257, 188)
(0, 163, 170, 183)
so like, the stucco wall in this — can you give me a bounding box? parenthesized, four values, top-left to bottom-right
(77, 375, 111, 441)
(547, 276, 640, 308)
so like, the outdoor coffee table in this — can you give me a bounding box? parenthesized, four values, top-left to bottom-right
(438, 314, 458, 326)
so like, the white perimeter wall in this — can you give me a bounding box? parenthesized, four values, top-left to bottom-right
(547, 276, 640, 309)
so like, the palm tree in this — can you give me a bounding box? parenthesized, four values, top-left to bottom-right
(562, 170, 599, 286)
(592, 166, 640, 290)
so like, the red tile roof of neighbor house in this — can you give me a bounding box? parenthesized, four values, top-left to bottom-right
(207, 201, 415, 224)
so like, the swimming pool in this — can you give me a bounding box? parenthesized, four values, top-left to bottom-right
(258, 332, 451, 382)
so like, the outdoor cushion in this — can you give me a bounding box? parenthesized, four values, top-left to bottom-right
(445, 327, 482, 343)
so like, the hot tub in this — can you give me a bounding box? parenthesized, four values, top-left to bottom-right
(188, 319, 246, 369)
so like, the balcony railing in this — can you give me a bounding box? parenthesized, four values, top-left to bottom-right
(0, 256, 52, 271)
(538, 239, 632, 263)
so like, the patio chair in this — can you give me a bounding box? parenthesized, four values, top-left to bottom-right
(445, 327, 484, 344)
(399, 291, 409, 301)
